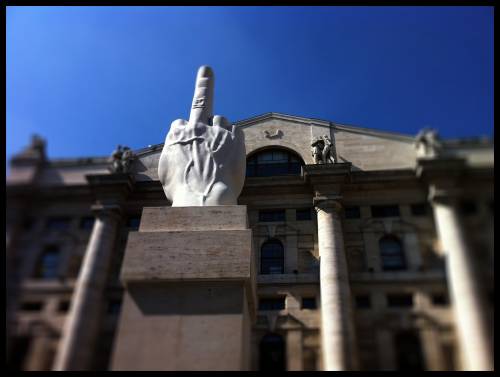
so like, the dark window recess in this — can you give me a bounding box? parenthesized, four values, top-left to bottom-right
(259, 297, 286, 311)
(296, 208, 312, 221)
(380, 236, 406, 271)
(7, 335, 32, 371)
(459, 200, 477, 216)
(410, 203, 429, 216)
(79, 216, 95, 230)
(371, 205, 400, 218)
(261, 239, 285, 274)
(387, 294, 413, 308)
(33, 246, 60, 279)
(395, 331, 425, 370)
(246, 149, 302, 177)
(127, 216, 141, 230)
(22, 217, 35, 231)
(301, 297, 317, 309)
(344, 206, 361, 219)
(58, 301, 71, 313)
(303, 348, 318, 371)
(259, 210, 286, 222)
(355, 295, 371, 309)
(20, 302, 43, 311)
(107, 299, 122, 315)
(259, 333, 286, 371)
(46, 217, 71, 231)
(431, 293, 449, 306)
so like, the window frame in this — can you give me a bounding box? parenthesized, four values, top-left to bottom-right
(246, 148, 303, 177)
(379, 235, 407, 271)
(260, 239, 285, 275)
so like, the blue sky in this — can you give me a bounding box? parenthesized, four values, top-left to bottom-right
(6, 6, 494, 164)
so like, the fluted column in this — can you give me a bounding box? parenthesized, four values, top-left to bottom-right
(53, 204, 122, 370)
(315, 199, 357, 371)
(430, 189, 493, 371)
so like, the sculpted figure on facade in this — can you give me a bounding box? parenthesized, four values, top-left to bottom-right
(110, 145, 135, 173)
(121, 147, 135, 173)
(158, 66, 246, 206)
(322, 134, 336, 164)
(415, 128, 442, 158)
(311, 135, 335, 164)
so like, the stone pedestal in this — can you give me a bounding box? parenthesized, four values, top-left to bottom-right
(111, 206, 256, 371)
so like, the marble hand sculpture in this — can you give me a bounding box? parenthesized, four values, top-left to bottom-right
(158, 66, 246, 206)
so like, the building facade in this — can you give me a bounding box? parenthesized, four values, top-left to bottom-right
(6, 113, 494, 371)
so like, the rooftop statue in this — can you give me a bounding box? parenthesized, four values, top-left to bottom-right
(415, 127, 442, 158)
(110, 145, 135, 173)
(158, 66, 246, 206)
(311, 135, 336, 164)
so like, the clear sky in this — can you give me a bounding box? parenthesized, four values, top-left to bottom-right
(6, 6, 494, 164)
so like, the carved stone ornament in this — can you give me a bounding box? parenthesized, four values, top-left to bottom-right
(264, 129, 283, 139)
(158, 66, 246, 206)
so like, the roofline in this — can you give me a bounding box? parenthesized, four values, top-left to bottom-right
(234, 112, 416, 142)
(19, 112, 493, 166)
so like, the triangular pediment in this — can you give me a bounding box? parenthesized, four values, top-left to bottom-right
(30, 112, 491, 186)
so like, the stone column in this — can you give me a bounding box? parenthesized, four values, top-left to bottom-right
(315, 199, 357, 371)
(430, 191, 493, 371)
(53, 204, 122, 370)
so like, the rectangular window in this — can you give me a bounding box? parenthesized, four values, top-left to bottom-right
(79, 216, 95, 230)
(296, 208, 312, 221)
(301, 297, 317, 309)
(387, 294, 413, 308)
(410, 203, 429, 216)
(127, 216, 141, 230)
(355, 295, 371, 309)
(20, 302, 43, 311)
(46, 217, 71, 231)
(344, 206, 361, 219)
(58, 300, 71, 313)
(371, 205, 400, 218)
(107, 299, 123, 315)
(431, 293, 449, 306)
(459, 200, 477, 216)
(258, 297, 286, 311)
(33, 245, 60, 279)
(259, 209, 285, 222)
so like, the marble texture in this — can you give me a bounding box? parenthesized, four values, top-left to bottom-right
(158, 66, 246, 206)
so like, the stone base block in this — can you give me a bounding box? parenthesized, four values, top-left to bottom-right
(111, 206, 255, 371)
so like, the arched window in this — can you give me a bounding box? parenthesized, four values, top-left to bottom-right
(380, 235, 406, 271)
(261, 239, 284, 275)
(246, 149, 303, 177)
(259, 333, 286, 371)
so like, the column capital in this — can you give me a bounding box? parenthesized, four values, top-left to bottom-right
(90, 203, 123, 219)
(314, 195, 343, 212)
(428, 185, 460, 206)
(416, 157, 466, 182)
(85, 173, 135, 207)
